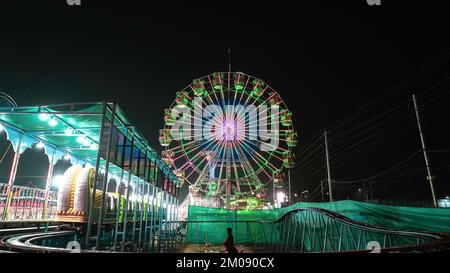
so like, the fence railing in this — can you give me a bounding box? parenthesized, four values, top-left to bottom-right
(0, 183, 57, 221)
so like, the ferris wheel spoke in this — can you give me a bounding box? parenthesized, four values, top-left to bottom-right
(177, 160, 191, 171)
(231, 149, 243, 193)
(179, 139, 215, 176)
(185, 166, 198, 182)
(188, 140, 219, 165)
(207, 75, 224, 111)
(215, 160, 224, 193)
(236, 141, 274, 183)
(198, 137, 228, 192)
(250, 140, 284, 167)
(161, 72, 297, 204)
(246, 139, 286, 162)
(208, 74, 227, 114)
(191, 95, 225, 131)
(202, 87, 227, 124)
(229, 141, 258, 191)
(180, 141, 206, 160)
(238, 138, 279, 173)
(193, 161, 211, 189)
(234, 140, 269, 185)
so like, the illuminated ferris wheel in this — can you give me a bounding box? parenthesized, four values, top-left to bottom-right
(159, 72, 297, 203)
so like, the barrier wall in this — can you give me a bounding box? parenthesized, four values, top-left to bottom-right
(186, 200, 450, 244)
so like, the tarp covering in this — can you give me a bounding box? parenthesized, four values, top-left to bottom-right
(186, 200, 450, 244)
(290, 200, 450, 234)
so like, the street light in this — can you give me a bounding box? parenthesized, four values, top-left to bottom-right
(64, 153, 71, 160)
(36, 141, 45, 149)
(48, 117, 58, 127)
(276, 191, 286, 203)
(39, 113, 50, 121)
(65, 127, 75, 136)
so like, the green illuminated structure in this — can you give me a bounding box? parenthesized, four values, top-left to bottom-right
(0, 102, 179, 251)
(186, 200, 450, 251)
(160, 72, 298, 209)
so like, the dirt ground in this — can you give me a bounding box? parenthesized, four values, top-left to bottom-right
(175, 243, 270, 253)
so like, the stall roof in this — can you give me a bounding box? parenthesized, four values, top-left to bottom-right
(0, 102, 176, 183)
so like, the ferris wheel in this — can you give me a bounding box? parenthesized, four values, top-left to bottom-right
(159, 72, 297, 203)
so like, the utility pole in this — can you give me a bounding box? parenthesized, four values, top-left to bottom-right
(324, 131, 333, 202)
(412, 94, 437, 207)
(321, 180, 325, 202)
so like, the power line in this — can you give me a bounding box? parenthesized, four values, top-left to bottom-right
(330, 124, 415, 164)
(290, 51, 450, 201)
(330, 151, 421, 184)
(330, 100, 411, 141)
(324, 48, 450, 132)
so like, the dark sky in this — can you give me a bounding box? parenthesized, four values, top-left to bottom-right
(0, 1, 449, 202)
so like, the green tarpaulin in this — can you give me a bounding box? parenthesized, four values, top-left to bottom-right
(186, 200, 450, 244)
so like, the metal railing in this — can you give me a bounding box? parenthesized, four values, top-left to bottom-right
(0, 183, 57, 221)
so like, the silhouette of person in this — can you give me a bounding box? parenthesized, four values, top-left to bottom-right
(224, 227, 238, 253)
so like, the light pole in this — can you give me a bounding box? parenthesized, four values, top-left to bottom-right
(324, 131, 333, 202)
(412, 95, 437, 207)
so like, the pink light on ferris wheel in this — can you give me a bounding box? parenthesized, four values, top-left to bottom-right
(223, 119, 237, 141)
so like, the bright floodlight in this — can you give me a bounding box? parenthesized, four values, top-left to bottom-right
(48, 117, 58, 127)
(0, 123, 4, 132)
(82, 138, 91, 146)
(38, 113, 50, 121)
(276, 191, 286, 202)
(36, 141, 45, 149)
(76, 136, 85, 144)
(52, 175, 64, 189)
(64, 127, 75, 136)
(63, 153, 71, 160)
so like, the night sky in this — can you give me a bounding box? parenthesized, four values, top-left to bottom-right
(0, 1, 449, 203)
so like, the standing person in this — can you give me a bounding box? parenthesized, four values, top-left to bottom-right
(224, 227, 238, 253)
(179, 218, 188, 246)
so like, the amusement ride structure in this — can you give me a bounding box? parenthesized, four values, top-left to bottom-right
(0, 100, 180, 252)
(0, 87, 449, 254)
(160, 72, 298, 209)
